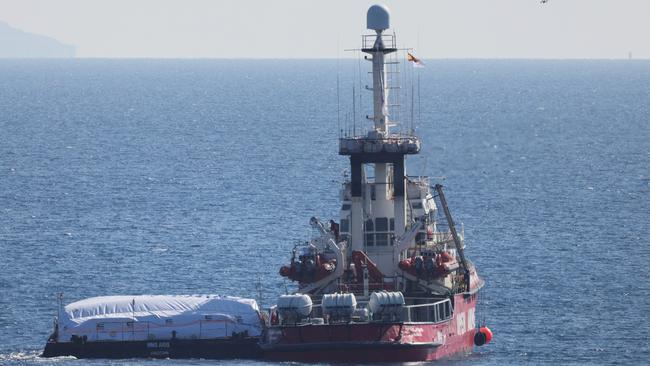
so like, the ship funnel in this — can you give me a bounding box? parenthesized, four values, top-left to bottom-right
(367, 4, 390, 31)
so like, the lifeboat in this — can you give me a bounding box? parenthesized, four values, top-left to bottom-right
(398, 251, 459, 279)
(279, 246, 337, 283)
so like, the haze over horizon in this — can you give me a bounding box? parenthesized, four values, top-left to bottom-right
(1, 0, 649, 59)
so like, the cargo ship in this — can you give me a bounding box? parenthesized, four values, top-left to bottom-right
(260, 4, 491, 362)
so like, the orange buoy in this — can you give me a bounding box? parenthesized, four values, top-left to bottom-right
(480, 326, 493, 343)
(473, 330, 486, 346)
(279, 266, 291, 277)
(474, 327, 493, 346)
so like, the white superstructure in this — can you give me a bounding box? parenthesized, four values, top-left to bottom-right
(279, 4, 472, 300)
(338, 4, 431, 276)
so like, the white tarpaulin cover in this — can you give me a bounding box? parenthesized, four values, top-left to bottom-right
(59, 295, 263, 342)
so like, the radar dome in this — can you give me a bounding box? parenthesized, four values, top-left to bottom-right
(367, 4, 390, 31)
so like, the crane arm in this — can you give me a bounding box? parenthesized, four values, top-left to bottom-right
(393, 219, 423, 256)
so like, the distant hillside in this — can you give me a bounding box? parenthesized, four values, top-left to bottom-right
(0, 20, 75, 58)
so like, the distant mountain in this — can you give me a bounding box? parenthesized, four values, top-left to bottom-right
(0, 20, 75, 58)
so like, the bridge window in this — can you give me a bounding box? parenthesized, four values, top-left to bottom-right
(375, 233, 389, 246)
(340, 219, 349, 233)
(364, 218, 396, 247)
(375, 217, 388, 231)
(365, 233, 375, 246)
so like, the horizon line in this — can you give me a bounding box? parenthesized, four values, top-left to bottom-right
(1, 57, 649, 61)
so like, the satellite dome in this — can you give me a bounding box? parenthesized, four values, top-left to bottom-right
(367, 4, 390, 31)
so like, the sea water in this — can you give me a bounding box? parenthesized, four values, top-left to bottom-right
(0, 59, 649, 365)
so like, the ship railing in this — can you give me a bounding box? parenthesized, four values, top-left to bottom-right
(404, 231, 462, 249)
(304, 297, 453, 324)
(406, 175, 431, 185)
(338, 135, 421, 155)
(402, 298, 453, 324)
(428, 231, 454, 243)
(361, 33, 396, 51)
(403, 233, 457, 258)
(338, 275, 398, 297)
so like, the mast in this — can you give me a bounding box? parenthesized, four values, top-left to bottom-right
(339, 4, 420, 274)
(367, 5, 393, 245)
(368, 12, 389, 136)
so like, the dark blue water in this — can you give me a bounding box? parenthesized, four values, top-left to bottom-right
(1, 59, 649, 365)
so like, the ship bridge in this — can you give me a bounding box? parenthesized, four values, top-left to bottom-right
(338, 135, 420, 156)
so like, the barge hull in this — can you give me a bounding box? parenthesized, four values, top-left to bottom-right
(42, 337, 261, 359)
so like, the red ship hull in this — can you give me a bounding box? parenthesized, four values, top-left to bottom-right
(264, 342, 449, 363)
(262, 293, 478, 362)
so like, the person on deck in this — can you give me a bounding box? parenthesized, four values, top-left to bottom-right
(329, 220, 340, 242)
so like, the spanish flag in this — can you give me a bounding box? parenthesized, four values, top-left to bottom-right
(407, 52, 425, 68)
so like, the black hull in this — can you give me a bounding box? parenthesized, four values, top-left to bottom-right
(42, 337, 262, 359)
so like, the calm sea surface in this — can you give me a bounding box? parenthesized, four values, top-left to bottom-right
(0, 59, 649, 365)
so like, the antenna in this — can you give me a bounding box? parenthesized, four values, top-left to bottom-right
(411, 81, 415, 135)
(337, 72, 341, 138)
(352, 85, 356, 130)
(417, 67, 421, 126)
(256, 275, 263, 306)
(416, 27, 422, 127)
(357, 50, 363, 132)
(337, 35, 341, 138)
(57, 292, 63, 321)
(131, 298, 136, 340)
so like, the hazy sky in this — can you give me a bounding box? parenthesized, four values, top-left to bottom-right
(1, 0, 649, 59)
